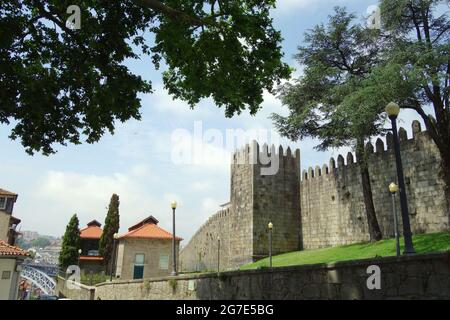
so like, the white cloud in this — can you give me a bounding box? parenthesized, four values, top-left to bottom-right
(191, 181, 212, 192)
(201, 197, 221, 213)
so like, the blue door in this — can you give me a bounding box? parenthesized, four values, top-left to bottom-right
(133, 265, 144, 279)
(133, 253, 145, 279)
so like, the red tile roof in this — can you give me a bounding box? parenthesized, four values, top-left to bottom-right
(0, 241, 29, 257)
(119, 218, 182, 241)
(79, 256, 103, 261)
(80, 224, 103, 239)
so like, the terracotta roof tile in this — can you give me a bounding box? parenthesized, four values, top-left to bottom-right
(80, 225, 103, 239)
(0, 241, 29, 257)
(79, 256, 103, 261)
(119, 221, 182, 241)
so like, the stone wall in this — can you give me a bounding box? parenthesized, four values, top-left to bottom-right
(180, 142, 301, 271)
(252, 144, 301, 258)
(180, 121, 449, 272)
(56, 276, 95, 300)
(301, 122, 449, 249)
(93, 252, 450, 300)
(180, 208, 230, 272)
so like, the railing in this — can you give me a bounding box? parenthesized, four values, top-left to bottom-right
(20, 265, 57, 295)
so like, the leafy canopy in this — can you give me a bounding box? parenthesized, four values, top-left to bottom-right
(272, 7, 385, 151)
(1, 0, 290, 155)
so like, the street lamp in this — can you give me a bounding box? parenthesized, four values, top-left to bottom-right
(268, 222, 273, 269)
(217, 236, 221, 273)
(389, 183, 401, 257)
(110, 233, 119, 282)
(386, 102, 415, 254)
(171, 201, 178, 276)
(77, 248, 82, 267)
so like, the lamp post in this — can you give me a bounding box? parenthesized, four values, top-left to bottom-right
(110, 233, 119, 282)
(268, 222, 273, 269)
(389, 183, 401, 257)
(77, 248, 82, 267)
(217, 236, 221, 273)
(386, 102, 415, 254)
(171, 201, 178, 276)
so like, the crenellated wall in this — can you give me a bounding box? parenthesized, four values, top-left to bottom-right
(301, 121, 449, 249)
(181, 142, 301, 271)
(180, 120, 449, 271)
(179, 208, 230, 272)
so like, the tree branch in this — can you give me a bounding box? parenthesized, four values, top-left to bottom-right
(134, 0, 224, 27)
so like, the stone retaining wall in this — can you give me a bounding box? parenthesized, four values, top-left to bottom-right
(56, 276, 96, 300)
(89, 252, 450, 300)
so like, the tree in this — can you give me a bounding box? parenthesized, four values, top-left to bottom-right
(59, 214, 81, 269)
(99, 194, 120, 270)
(376, 0, 450, 216)
(271, 7, 384, 241)
(1, 0, 290, 155)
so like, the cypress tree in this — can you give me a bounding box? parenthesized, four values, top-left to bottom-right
(59, 214, 81, 270)
(99, 194, 120, 271)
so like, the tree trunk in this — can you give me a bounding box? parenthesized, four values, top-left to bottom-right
(356, 137, 383, 241)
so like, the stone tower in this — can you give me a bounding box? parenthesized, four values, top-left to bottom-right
(228, 141, 301, 267)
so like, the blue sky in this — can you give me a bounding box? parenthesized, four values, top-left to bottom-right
(0, 0, 424, 243)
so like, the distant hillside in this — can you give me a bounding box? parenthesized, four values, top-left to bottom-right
(16, 232, 58, 250)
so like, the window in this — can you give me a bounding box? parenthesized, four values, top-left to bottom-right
(159, 255, 169, 270)
(88, 250, 99, 256)
(0, 197, 6, 210)
(134, 253, 145, 265)
(2, 271, 11, 279)
(133, 254, 145, 280)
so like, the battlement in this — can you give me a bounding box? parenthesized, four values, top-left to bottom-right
(182, 207, 229, 250)
(302, 120, 426, 181)
(232, 141, 300, 165)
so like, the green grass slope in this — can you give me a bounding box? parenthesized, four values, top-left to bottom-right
(241, 232, 450, 270)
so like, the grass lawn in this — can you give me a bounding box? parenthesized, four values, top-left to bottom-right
(240, 232, 450, 270)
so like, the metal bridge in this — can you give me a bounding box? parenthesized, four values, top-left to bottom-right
(24, 263, 59, 277)
(20, 264, 57, 295)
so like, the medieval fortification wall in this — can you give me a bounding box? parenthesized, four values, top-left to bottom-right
(180, 121, 449, 272)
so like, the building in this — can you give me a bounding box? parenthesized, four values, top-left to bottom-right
(79, 220, 104, 273)
(20, 231, 39, 242)
(0, 188, 21, 245)
(0, 240, 29, 300)
(115, 216, 182, 280)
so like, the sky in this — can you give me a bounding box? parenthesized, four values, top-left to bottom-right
(0, 0, 426, 244)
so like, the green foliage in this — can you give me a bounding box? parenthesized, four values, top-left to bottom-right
(99, 194, 120, 269)
(1, 0, 290, 155)
(272, 7, 385, 150)
(168, 278, 178, 291)
(20, 237, 52, 250)
(271, 7, 384, 241)
(80, 271, 107, 286)
(241, 232, 450, 270)
(59, 214, 81, 270)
